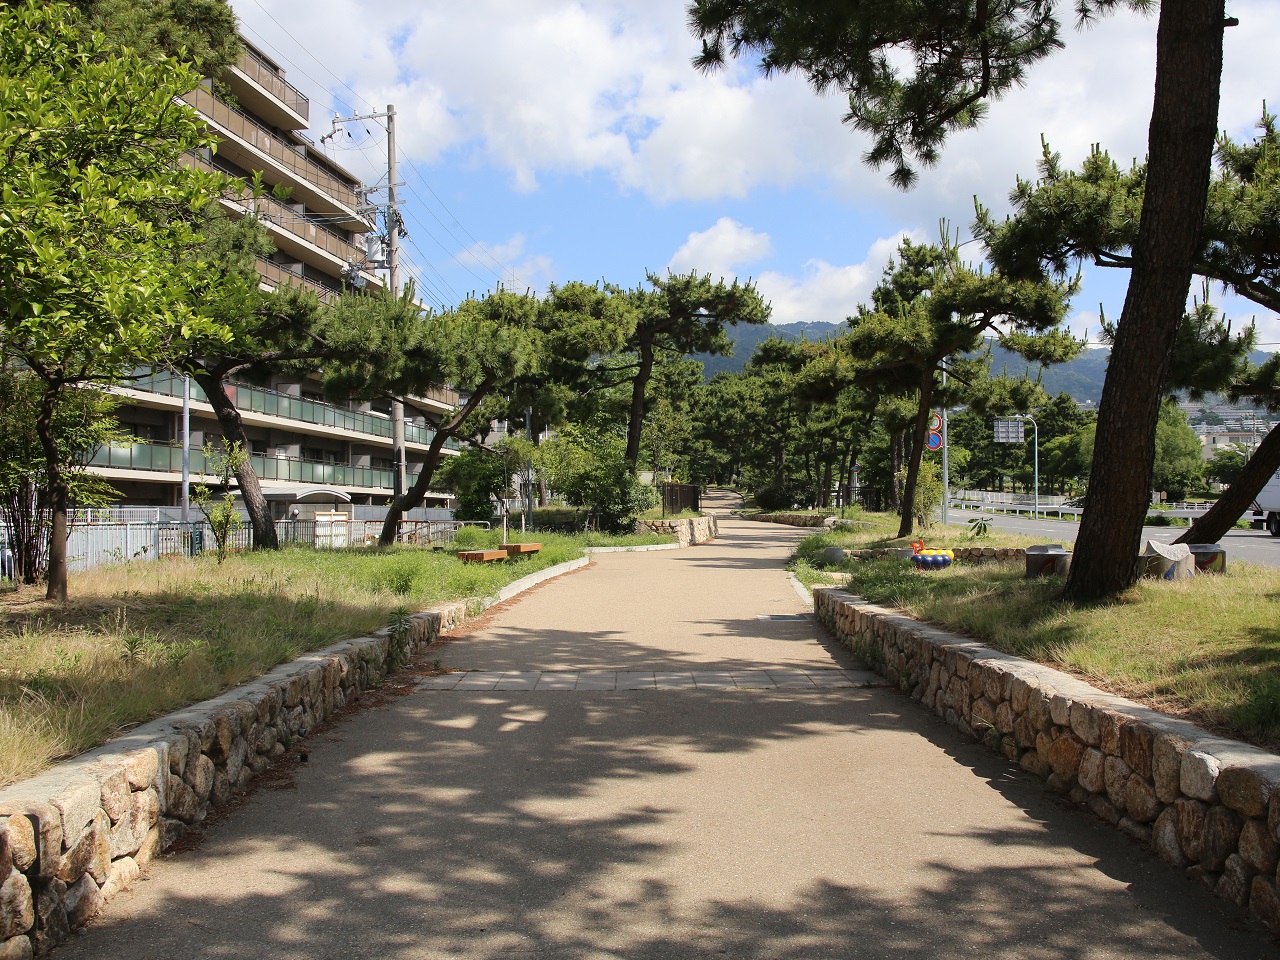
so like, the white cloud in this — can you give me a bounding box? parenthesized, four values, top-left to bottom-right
(455, 234, 555, 294)
(667, 218, 772, 277)
(235, 0, 1279, 218)
(665, 225, 923, 325)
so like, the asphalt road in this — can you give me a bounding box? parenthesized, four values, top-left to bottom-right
(55, 501, 1279, 959)
(947, 506, 1280, 568)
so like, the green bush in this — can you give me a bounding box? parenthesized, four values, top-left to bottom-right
(755, 481, 792, 511)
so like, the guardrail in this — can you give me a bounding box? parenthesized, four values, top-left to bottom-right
(950, 498, 1215, 520)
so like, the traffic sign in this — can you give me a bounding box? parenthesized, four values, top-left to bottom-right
(926, 431, 944, 451)
(928, 412, 943, 432)
(993, 418, 1025, 443)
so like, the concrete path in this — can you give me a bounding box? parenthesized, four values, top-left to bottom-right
(60, 500, 1278, 959)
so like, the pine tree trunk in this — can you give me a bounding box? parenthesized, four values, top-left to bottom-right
(1064, 0, 1224, 603)
(195, 371, 279, 550)
(35, 380, 68, 602)
(378, 379, 495, 545)
(624, 340, 655, 472)
(1176, 425, 1280, 545)
(378, 430, 450, 545)
(897, 371, 935, 539)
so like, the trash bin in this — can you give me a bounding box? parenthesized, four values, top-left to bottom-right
(1142, 540, 1195, 580)
(1187, 543, 1226, 574)
(1025, 544, 1071, 578)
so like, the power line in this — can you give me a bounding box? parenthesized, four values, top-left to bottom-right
(235, 2, 531, 294)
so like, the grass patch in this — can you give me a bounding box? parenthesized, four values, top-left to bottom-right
(803, 517, 1280, 749)
(0, 528, 671, 787)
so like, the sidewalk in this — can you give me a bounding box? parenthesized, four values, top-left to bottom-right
(58, 513, 1278, 960)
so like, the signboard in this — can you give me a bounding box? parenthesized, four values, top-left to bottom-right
(928, 412, 943, 433)
(993, 418, 1025, 443)
(926, 431, 944, 451)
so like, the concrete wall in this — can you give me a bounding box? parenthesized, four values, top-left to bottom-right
(813, 586, 1280, 937)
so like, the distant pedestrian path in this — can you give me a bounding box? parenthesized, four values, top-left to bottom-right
(60, 513, 1276, 960)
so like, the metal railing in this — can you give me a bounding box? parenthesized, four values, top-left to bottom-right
(182, 87, 360, 213)
(256, 257, 341, 304)
(87, 442, 396, 490)
(120, 370, 460, 449)
(0, 517, 482, 579)
(235, 46, 309, 119)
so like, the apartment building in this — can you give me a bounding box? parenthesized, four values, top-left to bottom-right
(90, 39, 458, 517)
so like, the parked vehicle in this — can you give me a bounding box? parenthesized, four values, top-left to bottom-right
(1250, 470, 1280, 536)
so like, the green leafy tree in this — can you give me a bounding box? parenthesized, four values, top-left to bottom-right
(66, 0, 242, 77)
(1152, 403, 1204, 501)
(616, 272, 769, 471)
(0, 2, 237, 599)
(191, 440, 249, 564)
(688, 0, 1232, 603)
(842, 237, 1078, 537)
(535, 422, 658, 532)
(1205, 443, 1247, 488)
(0, 366, 122, 583)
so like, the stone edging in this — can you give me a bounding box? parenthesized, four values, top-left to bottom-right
(812, 586, 1280, 936)
(741, 512, 831, 527)
(635, 515, 718, 547)
(0, 553, 594, 958)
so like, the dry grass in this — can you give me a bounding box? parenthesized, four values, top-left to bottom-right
(799, 519, 1280, 750)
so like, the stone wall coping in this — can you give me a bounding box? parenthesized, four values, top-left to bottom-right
(815, 584, 1280, 788)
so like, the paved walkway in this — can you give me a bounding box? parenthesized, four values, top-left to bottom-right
(61, 497, 1278, 959)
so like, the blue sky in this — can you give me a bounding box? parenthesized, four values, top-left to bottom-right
(231, 0, 1280, 348)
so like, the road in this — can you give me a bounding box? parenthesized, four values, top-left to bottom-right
(947, 506, 1280, 568)
(56, 501, 1277, 959)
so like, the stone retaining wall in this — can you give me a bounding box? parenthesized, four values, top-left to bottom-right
(813, 586, 1280, 936)
(0, 553, 599, 959)
(636, 515, 718, 546)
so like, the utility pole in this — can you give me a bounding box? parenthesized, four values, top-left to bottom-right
(386, 103, 407, 507)
(321, 104, 407, 520)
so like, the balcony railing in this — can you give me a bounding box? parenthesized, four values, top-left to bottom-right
(257, 257, 341, 304)
(88, 442, 397, 490)
(253, 192, 366, 264)
(235, 46, 309, 120)
(182, 87, 359, 213)
(121, 370, 460, 448)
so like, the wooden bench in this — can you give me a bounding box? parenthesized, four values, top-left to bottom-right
(457, 549, 509, 563)
(500, 542, 542, 556)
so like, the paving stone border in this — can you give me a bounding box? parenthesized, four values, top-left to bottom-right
(635, 515, 718, 546)
(0, 555, 590, 958)
(813, 585, 1280, 937)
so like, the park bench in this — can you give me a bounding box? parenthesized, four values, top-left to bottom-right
(501, 542, 542, 556)
(457, 549, 509, 563)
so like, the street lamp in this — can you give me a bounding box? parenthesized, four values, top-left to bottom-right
(1015, 414, 1039, 521)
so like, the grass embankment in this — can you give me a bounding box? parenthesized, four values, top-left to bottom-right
(793, 511, 1280, 749)
(0, 528, 669, 788)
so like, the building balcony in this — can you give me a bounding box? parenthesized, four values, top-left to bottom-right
(88, 442, 401, 492)
(257, 257, 343, 304)
(224, 43, 310, 131)
(122, 370, 461, 447)
(182, 86, 365, 228)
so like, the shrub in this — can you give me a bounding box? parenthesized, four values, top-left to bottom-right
(755, 481, 792, 511)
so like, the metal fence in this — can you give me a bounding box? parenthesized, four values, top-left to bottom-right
(0, 513, 466, 580)
(658, 482, 700, 516)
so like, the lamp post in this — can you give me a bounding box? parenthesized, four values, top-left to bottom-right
(1016, 414, 1039, 521)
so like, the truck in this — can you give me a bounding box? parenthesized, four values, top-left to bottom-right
(1250, 469, 1280, 536)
